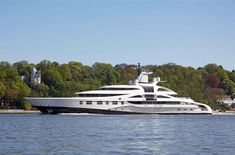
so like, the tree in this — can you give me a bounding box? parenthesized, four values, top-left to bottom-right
(58, 64, 72, 81)
(206, 74, 220, 88)
(92, 62, 120, 85)
(31, 84, 49, 97)
(221, 79, 235, 97)
(229, 71, 235, 83)
(13, 60, 34, 84)
(42, 68, 63, 87)
(0, 82, 6, 98)
(68, 61, 87, 82)
(204, 64, 222, 74)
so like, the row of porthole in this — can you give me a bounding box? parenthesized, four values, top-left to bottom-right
(79, 101, 125, 105)
(178, 109, 193, 111)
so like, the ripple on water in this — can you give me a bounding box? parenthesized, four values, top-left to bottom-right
(0, 114, 235, 154)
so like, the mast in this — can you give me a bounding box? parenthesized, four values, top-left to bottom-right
(137, 62, 141, 76)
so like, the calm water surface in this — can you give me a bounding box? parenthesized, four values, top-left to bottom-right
(0, 114, 235, 155)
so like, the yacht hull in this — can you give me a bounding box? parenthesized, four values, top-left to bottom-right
(25, 97, 212, 114)
(34, 106, 212, 115)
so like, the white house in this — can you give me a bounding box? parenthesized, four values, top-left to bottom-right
(31, 67, 41, 84)
(217, 96, 235, 107)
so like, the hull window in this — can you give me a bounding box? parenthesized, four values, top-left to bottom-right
(112, 101, 118, 105)
(128, 101, 181, 104)
(199, 105, 207, 111)
(86, 101, 92, 105)
(97, 101, 102, 105)
(80, 101, 83, 104)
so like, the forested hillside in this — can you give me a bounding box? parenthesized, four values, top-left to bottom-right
(0, 60, 234, 110)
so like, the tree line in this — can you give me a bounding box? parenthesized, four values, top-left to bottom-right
(0, 60, 234, 110)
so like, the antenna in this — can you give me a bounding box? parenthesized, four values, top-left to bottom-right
(137, 62, 141, 76)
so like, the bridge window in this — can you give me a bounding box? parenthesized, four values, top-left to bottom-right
(130, 95, 142, 98)
(158, 88, 167, 91)
(157, 95, 170, 98)
(102, 88, 139, 90)
(79, 94, 126, 97)
(142, 86, 154, 92)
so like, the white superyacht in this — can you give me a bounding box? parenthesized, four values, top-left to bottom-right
(26, 68, 212, 114)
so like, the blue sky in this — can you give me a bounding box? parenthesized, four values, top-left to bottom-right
(0, 0, 234, 70)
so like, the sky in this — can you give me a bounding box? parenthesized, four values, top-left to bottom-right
(0, 0, 234, 70)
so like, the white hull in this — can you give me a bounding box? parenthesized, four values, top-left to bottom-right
(26, 97, 212, 114)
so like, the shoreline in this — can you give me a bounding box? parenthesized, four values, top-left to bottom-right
(213, 111, 235, 115)
(0, 109, 40, 114)
(0, 109, 235, 115)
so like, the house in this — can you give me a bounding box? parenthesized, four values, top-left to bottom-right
(217, 96, 235, 107)
(31, 67, 41, 84)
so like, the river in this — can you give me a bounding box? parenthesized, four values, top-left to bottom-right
(0, 114, 235, 155)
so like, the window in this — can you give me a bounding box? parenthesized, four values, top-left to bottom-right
(106, 101, 109, 105)
(130, 95, 142, 98)
(128, 101, 143, 104)
(157, 95, 169, 98)
(145, 95, 155, 100)
(121, 101, 124, 105)
(158, 88, 167, 91)
(86, 101, 92, 105)
(142, 86, 154, 92)
(102, 88, 139, 90)
(97, 101, 102, 105)
(128, 101, 181, 104)
(80, 101, 83, 104)
(79, 94, 126, 97)
(112, 101, 118, 105)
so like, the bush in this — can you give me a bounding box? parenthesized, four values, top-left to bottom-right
(21, 100, 32, 110)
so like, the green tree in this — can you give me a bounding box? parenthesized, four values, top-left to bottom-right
(13, 60, 34, 84)
(229, 71, 235, 83)
(58, 64, 72, 81)
(0, 82, 6, 98)
(42, 68, 63, 87)
(31, 84, 49, 97)
(92, 62, 120, 85)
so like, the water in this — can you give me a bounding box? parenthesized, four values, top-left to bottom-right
(0, 114, 235, 155)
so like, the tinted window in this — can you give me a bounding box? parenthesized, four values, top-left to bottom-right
(142, 86, 154, 92)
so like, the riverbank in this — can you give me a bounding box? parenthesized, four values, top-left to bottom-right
(0, 109, 40, 114)
(1, 109, 235, 115)
(213, 111, 235, 115)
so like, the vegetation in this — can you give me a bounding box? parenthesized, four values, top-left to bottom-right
(0, 60, 234, 110)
